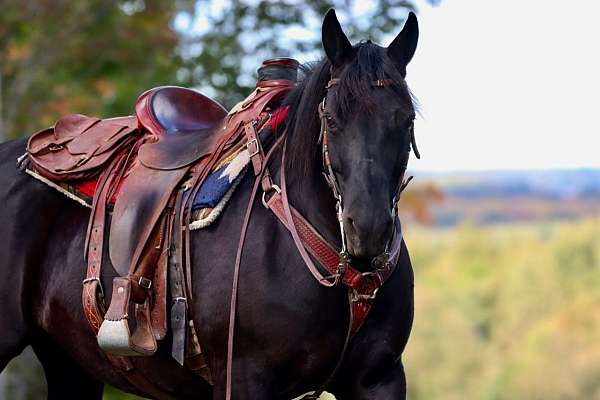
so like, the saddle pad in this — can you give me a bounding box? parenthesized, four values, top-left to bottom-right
(24, 146, 249, 229)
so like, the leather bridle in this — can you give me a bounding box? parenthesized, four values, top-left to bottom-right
(317, 77, 416, 283)
(225, 76, 415, 400)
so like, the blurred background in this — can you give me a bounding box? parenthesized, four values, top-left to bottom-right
(1, 0, 598, 399)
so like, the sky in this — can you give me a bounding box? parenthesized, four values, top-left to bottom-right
(405, 0, 600, 171)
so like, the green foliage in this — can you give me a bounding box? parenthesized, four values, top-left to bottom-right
(2, 220, 598, 398)
(0, 0, 194, 139)
(180, 0, 421, 107)
(0, 0, 426, 140)
(403, 220, 600, 400)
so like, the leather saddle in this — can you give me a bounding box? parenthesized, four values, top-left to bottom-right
(27, 86, 228, 366)
(89, 87, 228, 367)
(25, 61, 297, 389)
(27, 86, 227, 181)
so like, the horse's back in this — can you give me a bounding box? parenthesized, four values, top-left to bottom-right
(0, 137, 67, 261)
(0, 138, 67, 369)
(0, 138, 63, 307)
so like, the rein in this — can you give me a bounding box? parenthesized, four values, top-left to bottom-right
(225, 77, 409, 400)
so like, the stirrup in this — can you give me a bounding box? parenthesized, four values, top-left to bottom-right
(97, 277, 157, 356)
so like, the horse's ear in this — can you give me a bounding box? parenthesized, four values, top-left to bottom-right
(322, 9, 354, 69)
(387, 12, 419, 77)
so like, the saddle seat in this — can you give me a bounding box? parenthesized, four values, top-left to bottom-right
(135, 86, 228, 171)
(136, 86, 228, 137)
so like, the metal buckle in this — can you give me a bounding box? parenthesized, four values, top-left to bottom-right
(319, 252, 349, 286)
(48, 143, 64, 151)
(372, 79, 390, 88)
(350, 271, 381, 302)
(138, 277, 152, 290)
(246, 138, 260, 158)
(371, 252, 391, 272)
(261, 184, 281, 209)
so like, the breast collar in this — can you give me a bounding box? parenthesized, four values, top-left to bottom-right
(242, 76, 407, 332)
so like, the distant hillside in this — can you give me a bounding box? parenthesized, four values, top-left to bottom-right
(402, 169, 600, 226)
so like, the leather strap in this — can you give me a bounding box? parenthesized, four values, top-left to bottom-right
(244, 120, 264, 176)
(275, 138, 402, 333)
(267, 191, 402, 334)
(83, 153, 123, 333)
(81, 153, 177, 399)
(225, 133, 286, 400)
(278, 142, 336, 287)
(169, 190, 187, 365)
(270, 139, 401, 399)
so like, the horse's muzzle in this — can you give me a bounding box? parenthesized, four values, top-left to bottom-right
(343, 211, 394, 260)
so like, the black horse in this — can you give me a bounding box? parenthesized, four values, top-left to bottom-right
(0, 10, 418, 400)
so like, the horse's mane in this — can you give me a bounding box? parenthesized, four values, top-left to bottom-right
(283, 41, 415, 180)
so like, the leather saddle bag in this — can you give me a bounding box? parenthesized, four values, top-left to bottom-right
(27, 114, 140, 182)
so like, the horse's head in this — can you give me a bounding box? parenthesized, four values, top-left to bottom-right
(320, 10, 419, 260)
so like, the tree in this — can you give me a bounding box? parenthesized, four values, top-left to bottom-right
(0, 0, 435, 140)
(0, 0, 194, 140)
(179, 0, 427, 107)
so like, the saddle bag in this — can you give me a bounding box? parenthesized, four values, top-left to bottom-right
(27, 114, 140, 182)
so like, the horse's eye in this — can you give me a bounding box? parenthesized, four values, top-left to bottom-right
(326, 115, 339, 131)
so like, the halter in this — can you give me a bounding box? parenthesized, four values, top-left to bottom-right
(317, 77, 415, 280)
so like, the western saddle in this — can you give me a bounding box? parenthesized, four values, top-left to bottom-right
(25, 58, 299, 397)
